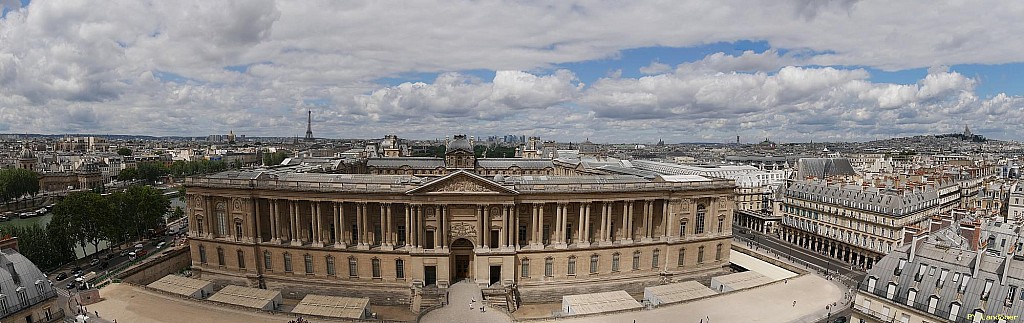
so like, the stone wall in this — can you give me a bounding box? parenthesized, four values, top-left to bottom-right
(118, 246, 193, 285)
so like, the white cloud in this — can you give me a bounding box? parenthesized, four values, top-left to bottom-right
(2, 0, 1024, 141)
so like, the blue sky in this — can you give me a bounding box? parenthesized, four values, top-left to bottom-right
(3, 1, 1024, 142)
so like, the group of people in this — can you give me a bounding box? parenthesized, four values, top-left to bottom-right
(470, 297, 486, 312)
(287, 316, 309, 323)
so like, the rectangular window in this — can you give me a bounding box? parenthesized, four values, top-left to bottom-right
(490, 230, 500, 248)
(326, 257, 336, 276)
(652, 250, 660, 268)
(715, 244, 722, 261)
(545, 258, 553, 277)
(590, 256, 598, 274)
(396, 259, 405, 279)
(283, 254, 293, 272)
(633, 252, 641, 270)
(348, 258, 358, 277)
(216, 248, 224, 266)
(235, 222, 243, 241)
(519, 225, 527, 244)
(425, 231, 435, 249)
(304, 254, 314, 274)
(982, 279, 994, 300)
(543, 225, 550, 245)
(679, 222, 686, 237)
(237, 250, 245, 269)
(372, 259, 381, 278)
(521, 259, 530, 278)
(697, 247, 704, 264)
(678, 249, 685, 267)
(612, 254, 620, 272)
(907, 289, 917, 307)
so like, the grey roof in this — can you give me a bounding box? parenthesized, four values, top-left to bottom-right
(0, 248, 56, 319)
(191, 170, 735, 194)
(796, 158, 857, 178)
(446, 135, 473, 153)
(476, 158, 553, 169)
(861, 234, 1024, 321)
(782, 181, 938, 217)
(366, 157, 445, 169)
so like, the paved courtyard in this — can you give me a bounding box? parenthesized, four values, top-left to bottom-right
(420, 280, 514, 323)
(88, 283, 303, 323)
(546, 273, 843, 323)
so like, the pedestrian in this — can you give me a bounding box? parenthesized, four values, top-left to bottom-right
(481, 305, 485, 312)
(95, 311, 99, 317)
(784, 279, 787, 284)
(793, 300, 796, 307)
(470, 302, 474, 310)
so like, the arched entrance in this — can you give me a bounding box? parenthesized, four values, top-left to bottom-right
(450, 238, 475, 282)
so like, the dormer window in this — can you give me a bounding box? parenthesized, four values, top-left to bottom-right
(982, 279, 994, 301)
(937, 269, 949, 288)
(959, 274, 970, 294)
(915, 264, 927, 282)
(895, 258, 907, 275)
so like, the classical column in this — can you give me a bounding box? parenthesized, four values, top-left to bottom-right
(582, 202, 592, 247)
(625, 201, 635, 244)
(334, 202, 346, 248)
(404, 205, 411, 248)
(501, 205, 509, 248)
(599, 202, 610, 244)
(440, 205, 448, 250)
(642, 200, 653, 242)
(311, 202, 322, 247)
(531, 204, 540, 247)
(476, 206, 484, 248)
(357, 202, 369, 249)
(414, 205, 422, 248)
(269, 199, 279, 243)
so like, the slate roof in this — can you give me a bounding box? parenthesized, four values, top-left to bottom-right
(860, 231, 1024, 322)
(476, 158, 554, 169)
(796, 158, 857, 178)
(782, 181, 939, 217)
(366, 157, 445, 169)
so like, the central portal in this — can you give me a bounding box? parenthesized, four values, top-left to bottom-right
(450, 238, 474, 282)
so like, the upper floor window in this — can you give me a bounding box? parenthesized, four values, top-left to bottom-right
(695, 204, 706, 234)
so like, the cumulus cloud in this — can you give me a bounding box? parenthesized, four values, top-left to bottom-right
(2, 0, 1024, 141)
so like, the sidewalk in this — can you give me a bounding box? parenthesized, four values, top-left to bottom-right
(732, 242, 856, 322)
(420, 281, 513, 323)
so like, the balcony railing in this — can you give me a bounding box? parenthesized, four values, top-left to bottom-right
(185, 176, 736, 193)
(0, 289, 57, 319)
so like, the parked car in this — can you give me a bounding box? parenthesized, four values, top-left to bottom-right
(88, 258, 100, 267)
(54, 272, 69, 281)
(120, 249, 131, 257)
(156, 241, 166, 249)
(128, 252, 137, 260)
(137, 249, 148, 257)
(65, 280, 76, 290)
(134, 243, 144, 250)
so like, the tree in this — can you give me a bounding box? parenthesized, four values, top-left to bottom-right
(0, 224, 75, 270)
(136, 162, 169, 184)
(52, 191, 112, 256)
(0, 168, 40, 203)
(117, 147, 133, 156)
(169, 206, 185, 221)
(262, 151, 290, 166)
(118, 167, 139, 181)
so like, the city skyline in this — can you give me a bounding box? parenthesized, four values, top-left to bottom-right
(2, 1, 1024, 142)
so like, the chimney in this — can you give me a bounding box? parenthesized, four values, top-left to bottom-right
(973, 245, 984, 277)
(903, 226, 920, 245)
(909, 235, 926, 262)
(930, 216, 942, 233)
(960, 221, 981, 251)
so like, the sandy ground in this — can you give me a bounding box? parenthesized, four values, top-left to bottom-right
(87, 284, 417, 323)
(538, 274, 842, 323)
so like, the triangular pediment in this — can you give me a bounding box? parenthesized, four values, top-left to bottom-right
(406, 170, 518, 195)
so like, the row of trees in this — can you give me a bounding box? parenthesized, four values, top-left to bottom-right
(0, 168, 40, 203)
(118, 160, 231, 184)
(50, 186, 171, 257)
(262, 151, 290, 166)
(0, 224, 76, 270)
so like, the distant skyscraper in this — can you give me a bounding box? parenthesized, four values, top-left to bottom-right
(304, 110, 313, 141)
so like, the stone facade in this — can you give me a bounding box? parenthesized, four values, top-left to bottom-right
(187, 165, 734, 305)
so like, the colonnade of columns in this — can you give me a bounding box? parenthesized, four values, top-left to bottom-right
(781, 228, 879, 269)
(192, 196, 720, 252)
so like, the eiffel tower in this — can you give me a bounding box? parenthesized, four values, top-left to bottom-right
(304, 110, 314, 141)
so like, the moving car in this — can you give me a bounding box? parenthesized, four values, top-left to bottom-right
(88, 258, 100, 267)
(65, 280, 76, 290)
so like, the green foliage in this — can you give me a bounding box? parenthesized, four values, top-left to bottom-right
(168, 159, 228, 177)
(0, 224, 76, 270)
(136, 162, 170, 183)
(52, 191, 112, 255)
(116, 147, 133, 156)
(474, 145, 517, 158)
(261, 151, 290, 166)
(117, 167, 139, 181)
(0, 168, 40, 202)
(51, 186, 171, 262)
(411, 146, 445, 157)
(170, 206, 185, 221)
